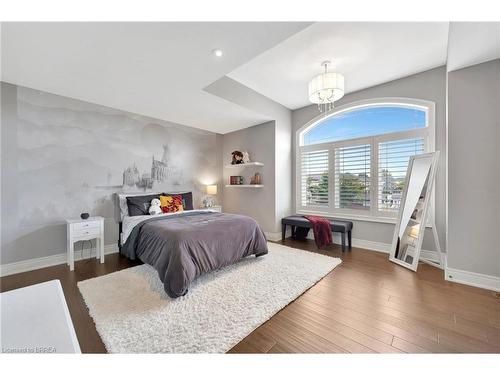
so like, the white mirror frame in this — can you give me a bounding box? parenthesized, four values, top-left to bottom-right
(389, 151, 440, 271)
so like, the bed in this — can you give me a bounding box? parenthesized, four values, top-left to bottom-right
(115, 192, 268, 298)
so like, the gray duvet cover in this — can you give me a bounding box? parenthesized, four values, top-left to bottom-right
(122, 211, 268, 298)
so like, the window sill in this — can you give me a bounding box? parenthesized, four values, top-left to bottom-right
(295, 209, 433, 228)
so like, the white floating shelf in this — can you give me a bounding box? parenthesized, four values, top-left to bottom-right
(225, 162, 264, 168)
(225, 184, 264, 188)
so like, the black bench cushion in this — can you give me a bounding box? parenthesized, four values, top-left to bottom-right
(282, 215, 353, 232)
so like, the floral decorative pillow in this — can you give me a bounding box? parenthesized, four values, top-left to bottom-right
(159, 195, 184, 213)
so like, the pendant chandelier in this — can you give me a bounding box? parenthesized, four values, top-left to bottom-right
(308, 60, 345, 113)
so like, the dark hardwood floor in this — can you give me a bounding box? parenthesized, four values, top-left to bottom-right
(0, 253, 142, 353)
(1, 239, 499, 353)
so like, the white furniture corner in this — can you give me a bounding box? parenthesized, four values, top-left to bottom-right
(0, 280, 81, 353)
(66, 216, 104, 271)
(199, 205, 222, 213)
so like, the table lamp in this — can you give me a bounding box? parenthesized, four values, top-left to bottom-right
(203, 185, 217, 208)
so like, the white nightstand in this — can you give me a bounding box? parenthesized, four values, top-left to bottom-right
(66, 216, 104, 271)
(200, 205, 222, 213)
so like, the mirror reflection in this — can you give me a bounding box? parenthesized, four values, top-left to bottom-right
(390, 153, 437, 270)
(394, 172, 429, 264)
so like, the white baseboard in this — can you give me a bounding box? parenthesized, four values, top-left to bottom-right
(305, 231, 375, 250)
(287, 232, 500, 292)
(5, 237, 497, 293)
(264, 232, 283, 242)
(301, 232, 444, 268)
(444, 266, 500, 292)
(0, 244, 119, 277)
(344, 238, 444, 268)
(349, 238, 390, 253)
(420, 249, 444, 264)
(280, 230, 499, 292)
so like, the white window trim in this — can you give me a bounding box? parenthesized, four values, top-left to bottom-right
(295, 97, 436, 225)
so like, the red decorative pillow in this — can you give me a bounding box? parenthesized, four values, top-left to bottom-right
(160, 195, 184, 213)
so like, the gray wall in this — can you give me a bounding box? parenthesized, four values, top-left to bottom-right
(1, 82, 222, 265)
(207, 76, 292, 234)
(221, 121, 276, 233)
(292, 67, 447, 251)
(447, 59, 500, 277)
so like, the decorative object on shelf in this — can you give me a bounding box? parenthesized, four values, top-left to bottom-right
(231, 150, 244, 164)
(203, 185, 218, 208)
(229, 176, 244, 185)
(242, 151, 250, 163)
(250, 172, 262, 185)
(148, 198, 162, 215)
(308, 60, 345, 113)
(80, 212, 89, 220)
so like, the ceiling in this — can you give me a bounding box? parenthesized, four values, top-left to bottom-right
(447, 22, 500, 72)
(2, 22, 499, 134)
(1, 22, 310, 134)
(228, 22, 450, 110)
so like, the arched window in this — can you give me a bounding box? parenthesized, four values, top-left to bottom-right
(296, 98, 435, 220)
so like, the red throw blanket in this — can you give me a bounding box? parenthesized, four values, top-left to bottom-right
(304, 215, 332, 248)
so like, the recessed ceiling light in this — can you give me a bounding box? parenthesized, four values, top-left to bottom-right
(212, 49, 223, 57)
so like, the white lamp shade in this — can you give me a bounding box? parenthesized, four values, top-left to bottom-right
(308, 72, 345, 104)
(409, 225, 420, 238)
(206, 185, 217, 195)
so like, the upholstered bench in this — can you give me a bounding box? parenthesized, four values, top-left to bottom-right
(281, 215, 353, 251)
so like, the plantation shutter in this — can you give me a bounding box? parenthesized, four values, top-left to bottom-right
(378, 138, 425, 213)
(334, 144, 371, 210)
(300, 149, 329, 207)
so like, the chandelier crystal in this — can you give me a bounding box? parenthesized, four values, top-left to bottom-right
(308, 60, 345, 112)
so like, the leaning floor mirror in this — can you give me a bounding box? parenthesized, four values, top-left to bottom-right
(389, 151, 440, 271)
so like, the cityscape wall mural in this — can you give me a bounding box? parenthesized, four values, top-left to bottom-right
(13, 85, 220, 227)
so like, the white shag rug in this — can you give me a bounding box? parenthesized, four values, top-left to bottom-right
(77, 242, 341, 353)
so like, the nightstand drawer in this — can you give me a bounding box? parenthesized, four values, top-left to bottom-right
(73, 226, 101, 239)
(73, 221, 101, 231)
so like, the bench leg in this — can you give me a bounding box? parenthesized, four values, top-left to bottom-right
(341, 232, 346, 252)
(348, 230, 352, 250)
(282, 223, 286, 241)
